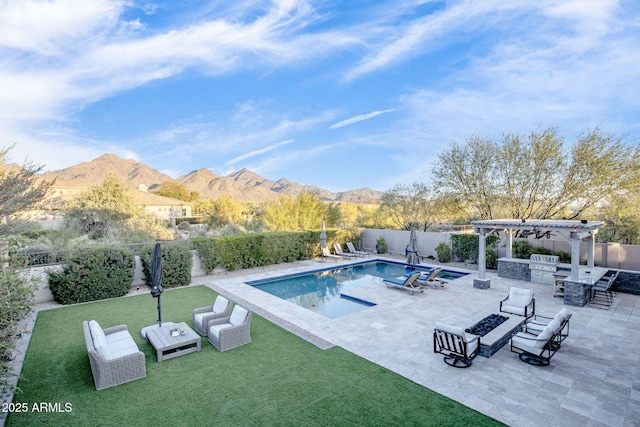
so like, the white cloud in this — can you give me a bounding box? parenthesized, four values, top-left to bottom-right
(227, 139, 294, 165)
(329, 109, 394, 129)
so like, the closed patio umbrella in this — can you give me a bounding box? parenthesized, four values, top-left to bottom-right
(407, 227, 419, 269)
(150, 240, 164, 326)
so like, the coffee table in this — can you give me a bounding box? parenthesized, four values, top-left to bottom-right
(146, 321, 201, 362)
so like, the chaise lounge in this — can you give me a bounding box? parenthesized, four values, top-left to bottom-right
(383, 272, 423, 295)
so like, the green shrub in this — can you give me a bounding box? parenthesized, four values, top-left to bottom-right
(554, 250, 571, 263)
(193, 229, 363, 273)
(434, 242, 451, 263)
(513, 240, 533, 259)
(48, 247, 134, 304)
(140, 242, 193, 289)
(451, 234, 499, 264)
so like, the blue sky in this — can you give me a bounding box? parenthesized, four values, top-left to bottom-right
(2, 0, 639, 193)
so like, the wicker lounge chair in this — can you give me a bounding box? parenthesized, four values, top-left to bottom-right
(433, 322, 480, 368)
(383, 272, 423, 295)
(500, 287, 535, 319)
(346, 242, 369, 257)
(192, 295, 232, 336)
(208, 305, 253, 352)
(82, 320, 146, 391)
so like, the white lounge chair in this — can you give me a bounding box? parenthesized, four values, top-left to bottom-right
(346, 242, 369, 257)
(321, 246, 341, 262)
(334, 243, 358, 259)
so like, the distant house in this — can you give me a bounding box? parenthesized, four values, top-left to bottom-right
(41, 183, 192, 222)
(133, 189, 192, 220)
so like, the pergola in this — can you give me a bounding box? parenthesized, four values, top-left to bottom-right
(471, 219, 606, 283)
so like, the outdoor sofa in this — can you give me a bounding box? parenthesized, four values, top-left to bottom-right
(82, 320, 146, 391)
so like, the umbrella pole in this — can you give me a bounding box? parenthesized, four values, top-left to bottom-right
(157, 295, 162, 327)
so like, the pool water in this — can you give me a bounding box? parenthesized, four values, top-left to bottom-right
(247, 261, 467, 319)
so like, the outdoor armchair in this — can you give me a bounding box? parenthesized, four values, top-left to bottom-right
(433, 322, 480, 368)
(192, 295, 232, 336)
(525, 308, 571, 348)
(208, 305, 253, 352)
(510, 318, 563, 366)
(500, 287, 535, 319)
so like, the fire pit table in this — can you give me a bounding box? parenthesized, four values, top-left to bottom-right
(466, 314, 526, 357)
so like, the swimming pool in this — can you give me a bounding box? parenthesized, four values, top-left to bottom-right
(246, 261, 468, 319)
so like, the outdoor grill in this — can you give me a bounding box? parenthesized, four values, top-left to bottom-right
(529, 254, 560, 285)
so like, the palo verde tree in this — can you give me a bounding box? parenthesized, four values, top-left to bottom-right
(378, 182, 447, 231)
(0, 145, 53, 235)
(261, 191, 326, 231)
(155, 180, 199, 202)
(433, 127, 640, 220)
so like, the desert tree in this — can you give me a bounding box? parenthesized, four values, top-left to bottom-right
(0, 145, 53, 234)
(378, 182, 446, 231)
(433, 128, 640, 220)
(155, 180, 199, 202)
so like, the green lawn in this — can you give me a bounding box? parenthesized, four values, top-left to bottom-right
(8, 286, 504, 426)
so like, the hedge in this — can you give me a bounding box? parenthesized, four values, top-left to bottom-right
(139, 242, 193, 289)
(48, 247, 134, 304)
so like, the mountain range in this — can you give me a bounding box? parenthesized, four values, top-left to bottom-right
(42, 154, 382, 203)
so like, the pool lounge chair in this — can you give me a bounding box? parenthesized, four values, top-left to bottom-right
(346, 242, 369, 257)
(333, 243, 358, 259)
(416, 268, 447, 289)
(321, 246, 342, 262)
(383, 272, 423, 295)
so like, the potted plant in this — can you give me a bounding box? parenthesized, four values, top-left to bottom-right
(376, 237, 387, 254)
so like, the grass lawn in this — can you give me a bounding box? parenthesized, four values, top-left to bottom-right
(7, 286, 504, 426)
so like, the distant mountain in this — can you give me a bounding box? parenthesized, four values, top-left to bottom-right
(43, 154, 173, 188)
(43, 154, 383, 203)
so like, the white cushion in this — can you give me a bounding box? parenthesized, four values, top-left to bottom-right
(212, 296, 230, 314)
(105, 330, 139, 359)
(89, 320, 105, 346)
(209, 323, 232, 339)
(194, 313, 207, 331)
(533, 320, 560, 348)
(92, 331, 112, 359)
(229, 306, 248, 326)
(512, 333, 544, 355)
(501, 304, 526, 316)
(508, 287, 533, 307)
(556, 308, 571, 321)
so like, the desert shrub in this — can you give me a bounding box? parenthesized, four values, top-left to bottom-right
(434, 242, 451, 263)
(48, 247, 134, 304)
(140, 242, 193, 289)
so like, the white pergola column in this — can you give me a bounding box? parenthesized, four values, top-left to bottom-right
(570, 232, 581, 281)
(505, 229, 514, 258)
(478, 229, 487, 280)
(586, 232, 595, 268)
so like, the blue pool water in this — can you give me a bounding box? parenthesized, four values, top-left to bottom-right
(246, 261, 468, 319)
